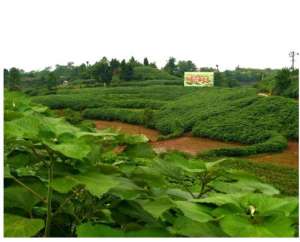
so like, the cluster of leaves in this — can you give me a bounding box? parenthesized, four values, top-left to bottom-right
(132, 66, 180, 81)
(255, 68, 299, 98)
(4, 91, 298, 237)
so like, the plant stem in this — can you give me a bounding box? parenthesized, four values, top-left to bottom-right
(12, 176, 46, 203)
(44, 158, 54, 237)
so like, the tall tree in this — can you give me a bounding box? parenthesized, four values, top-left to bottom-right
(129, 56, 140, 67)
(143, 57, 149, 66)
(177, 60, 197, 77)
(8, 67, 21, 90)
(4, 68, 9, 88)
(46, 72, 57, 90)
(110, 58, 120, 75)
(273, 68, 292, 95)
(120, 60, 133, 81)
(163, 57, 177, 75)
(91, 57, 112, 85)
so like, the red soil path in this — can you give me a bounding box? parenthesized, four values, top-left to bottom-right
(95, 120, 298, 168)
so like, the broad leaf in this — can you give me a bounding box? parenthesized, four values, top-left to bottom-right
(240, 194, 299, 216)
(76, 223, 124, 237)
(44, 138, 91, 160)
(125, 228, 171, 237)
(77, 223, 171, 237)
(5, 182, 47, 213)
(170, 216, 225, 237)
(192, 193, 244, 207)
(220, 214, 295, 237)
(4, 165, 12, 178)
(51, 172, 119, 197)
(174, 201, 213, 223)
(4, 214, 44, 237)
(138, 197, 174, 218)
(109, 177, 144, 200)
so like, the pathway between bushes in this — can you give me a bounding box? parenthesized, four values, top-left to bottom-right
(95, 120, 298, 168)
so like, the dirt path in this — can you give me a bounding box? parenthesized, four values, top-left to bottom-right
(95, 120, 298, 168)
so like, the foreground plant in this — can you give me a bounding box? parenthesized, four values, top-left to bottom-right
(4, 91, 298, 237)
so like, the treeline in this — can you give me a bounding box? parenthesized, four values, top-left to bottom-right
(4, 57, 279, 91)
(4, 57, 188, 90)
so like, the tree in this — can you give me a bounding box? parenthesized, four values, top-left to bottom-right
(77, 63, 90, 79)
(4, 68, 9, 88)
(149, 62, 157, 68)
(46, 72, 57, 90)
(177, 60, 197, 77)
(143, 57, 149, 66)
(91, 57, 113, 85)
(110, 58, 120, 75)
(273, 68, 292, 95)
(163, 57, 177, 76)
(120, 60, 133, 81)
(8, 67, 21, 90)
(129, 56, 140, 67)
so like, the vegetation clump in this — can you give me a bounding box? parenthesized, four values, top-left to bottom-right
(4, 91, 298, 237)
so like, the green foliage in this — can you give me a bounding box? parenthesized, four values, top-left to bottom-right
(5, 91, 298, 237)
(154, 87, 298, 156)
(133, 66, 179, 80)
(91, 57, 112, 85)
(273, 69, 299, 98)
(33, 85, 298, 156)
(163, 57, 177, 76)
(4, 214, 45, 237)
(256, 68, 299, 98)
(219, 158, 298, 196)
(6, 67, 21, 91)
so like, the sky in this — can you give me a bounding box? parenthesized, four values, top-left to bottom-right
(1, 0, 300, 71)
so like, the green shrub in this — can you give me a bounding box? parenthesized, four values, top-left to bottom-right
(132, 66, 180, 81)
(83, 108, 145, 125)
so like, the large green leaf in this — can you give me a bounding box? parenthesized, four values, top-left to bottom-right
(219, 214, 295, 237)
(77, 223, 124, 237)
(5, 116, 42, 140)
(44, 138, 91, 160)
(109, 177, 144, 200)
(239, 194, 298, 216)
(210, 176, 279, 195)
(192, 193, 244, 207)
(138, 197, 174, 218)
(163, 152, 206, 173)
(4, 165, 12, 178)
(174, 201, 213, 223)
(4, 214, 44, 237)
(5, 182, 47, 213)
(77, 223, 171, 237)
(166, 188, 194, 200)
(170, 216, 225, 237)
(51, 172, 119, 197)
(125, 228, 171, 237)
(6, 152, 36, 169)
(40, 116, 79, 137)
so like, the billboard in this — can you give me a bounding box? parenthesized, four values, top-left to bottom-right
(184, 72, 214, 87)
